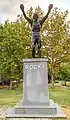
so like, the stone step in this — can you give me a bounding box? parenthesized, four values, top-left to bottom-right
(15, 107, 57, 115)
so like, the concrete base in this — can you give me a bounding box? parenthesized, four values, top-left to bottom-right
(4, 59, 66, 119)
(5, 99, 66, 119)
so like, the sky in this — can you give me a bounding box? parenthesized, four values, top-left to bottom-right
(0, 0, 70, 22)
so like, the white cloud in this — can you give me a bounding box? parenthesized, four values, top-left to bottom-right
(0, 0, 28, 22)
(0, 0, 70, 22)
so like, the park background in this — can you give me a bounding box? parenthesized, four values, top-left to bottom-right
(0, 0, 70, 119)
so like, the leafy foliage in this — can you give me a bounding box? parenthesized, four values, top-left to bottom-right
(41, 8, 70, 85)
(60, 63, 70, 82)
(0, 6, 70, 86)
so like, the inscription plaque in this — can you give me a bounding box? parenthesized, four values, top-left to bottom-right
(23, 59, 49, 105)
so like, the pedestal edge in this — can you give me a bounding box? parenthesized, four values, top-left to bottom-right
(23, 58, 48, 63)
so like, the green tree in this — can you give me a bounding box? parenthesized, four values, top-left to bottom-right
(0, 6, 70, 89)
(41, 8, 70, 86)
(59, 63, 70, 86)
(0, 19, 31, 89)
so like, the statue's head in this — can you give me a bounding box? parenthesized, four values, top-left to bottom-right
(33, 12, 38, 21)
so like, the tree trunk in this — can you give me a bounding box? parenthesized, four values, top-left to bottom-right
(51, 61, 54, 87)
(9, 79, 12, 90)
(2, 81, 4, 86)
(51, 73, 54, 87)
(0, 75, 1, 82)
(2, 77, 4, 86)
(64, 80, 67, 86)
(16, 79, 19, 87)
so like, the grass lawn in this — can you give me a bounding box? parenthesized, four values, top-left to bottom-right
(0, 83, 70, 107)
(49, 86, 70, 107)
(0, 84, 23, 107)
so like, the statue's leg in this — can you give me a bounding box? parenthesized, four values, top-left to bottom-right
(32, 43, 35, 58)
(38, 37, 41, 58)
(32, 35, 36, 58)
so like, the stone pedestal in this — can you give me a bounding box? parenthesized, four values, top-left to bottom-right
(23, 59, 49, 106)
(5, 59, 66, 119)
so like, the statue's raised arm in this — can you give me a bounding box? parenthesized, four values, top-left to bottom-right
(20, 4, 32, 25)
(20, 4, 53, 58)
(40, 4, 53, 26)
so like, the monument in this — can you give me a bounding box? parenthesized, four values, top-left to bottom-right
(5, 58, 66, 119)
(5, 3, 66, 119)
(20, 3, 53, 58)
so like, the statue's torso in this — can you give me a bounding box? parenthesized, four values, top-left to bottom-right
(32, 20, 41, 32)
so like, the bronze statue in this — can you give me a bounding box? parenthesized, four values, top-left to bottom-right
(20, 4, 53, 58)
